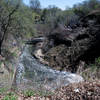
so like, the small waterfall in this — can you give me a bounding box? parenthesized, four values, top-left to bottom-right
(16, 45, 83, 90)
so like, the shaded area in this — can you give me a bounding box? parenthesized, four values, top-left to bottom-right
(41, 10, 100, 72)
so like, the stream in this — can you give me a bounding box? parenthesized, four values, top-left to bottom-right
(16, 45, 83, 91)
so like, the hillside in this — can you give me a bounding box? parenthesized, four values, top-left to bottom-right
(0, 0, 100, 100)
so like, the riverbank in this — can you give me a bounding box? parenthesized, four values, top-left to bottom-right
(0, 80, 100, 100)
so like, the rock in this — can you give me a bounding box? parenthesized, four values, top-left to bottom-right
(25, 37, 45, 45)
(34, 49, 49, 65)
(42, 10, 100, 72)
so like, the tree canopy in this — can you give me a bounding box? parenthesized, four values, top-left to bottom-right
(0, 0, 100, 54)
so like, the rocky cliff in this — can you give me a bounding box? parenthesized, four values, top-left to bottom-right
(41, 10, 100, 73)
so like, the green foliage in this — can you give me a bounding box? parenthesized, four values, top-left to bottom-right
(37, 90, 54, 97)
(81, 57, 100, 80)
(90, 64, 97, 72)
(89, 57, 100, 71)
(0, 88, 7, 94)
(3, 92, 17, 100)
(40, 6, 62, 27)
(3, 95, 17, 100)
(0, 0, 38, 45)
(10, 3, 38, 38)
(0, 0, 100, 40)
(0, 62, 2, 68)
(23, 90, 35, 97)
(37, 0, 100, 35)
(23, 89, 54, 97)
(1, 0, 99, 42)
(95, 57, 100, 65)
(73, 0, 100, 18)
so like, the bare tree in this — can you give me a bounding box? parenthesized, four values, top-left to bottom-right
(30, 0, 41, 13)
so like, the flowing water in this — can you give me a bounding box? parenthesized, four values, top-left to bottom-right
(16, 45, 83, 91)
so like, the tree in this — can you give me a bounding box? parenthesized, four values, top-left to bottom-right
(30, 0, 41, 13)
(0, 0, 19, 55)
(73, 0, 100, 18)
